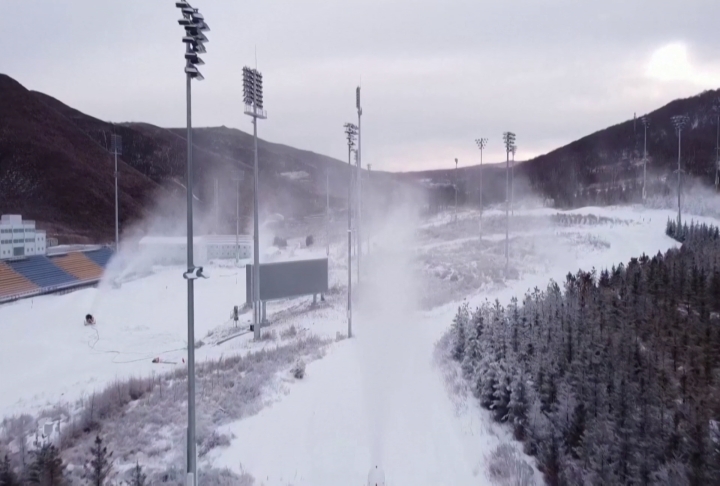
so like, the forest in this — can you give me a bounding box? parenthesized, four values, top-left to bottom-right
(450, 221, 720, 485)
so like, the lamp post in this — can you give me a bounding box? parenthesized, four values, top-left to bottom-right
(243, 65, 267, 340)
(366, 163, 371, 253)
(175, 3, 209, 484)
(326, 168, 330, 257)
(232, 173, 243, 263)
(511, 145, 516, 216)
(671, 115, 689, 228)
(474, 138, 487, 215)
(344, 122, 358, 338)
(109, 133, 122, 251)
(503, 131, 516, 275)
(641, 116, 649, 201)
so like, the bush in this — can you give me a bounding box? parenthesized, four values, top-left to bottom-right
(280, 325, 298, 339)
(292, 360, 306, 379)
(306, 235, 314, 247)
(272, 236, 288, 248)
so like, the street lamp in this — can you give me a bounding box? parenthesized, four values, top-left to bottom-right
(243, 65, 267, 340)
(671, 115, 689, 227)
(641, 116, 649, 201)
(503, 131, 516, 274)
(344, 122, 358, 338)
(109, 132, 122, 251)
(175, 2, 209, 485)
(475, 138, 487, 232)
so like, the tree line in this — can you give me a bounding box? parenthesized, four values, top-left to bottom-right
(450, 222, 720, 485)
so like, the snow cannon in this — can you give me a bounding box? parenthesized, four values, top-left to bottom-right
(367, 465, 386, 486)
(84, 314, 96, 326)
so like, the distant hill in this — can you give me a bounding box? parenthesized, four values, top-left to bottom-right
(411, 88, 720, 208)
(0, 74, 402, 243)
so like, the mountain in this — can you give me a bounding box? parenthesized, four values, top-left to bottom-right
(0, 74, 404, 243)
(412, 88, 720, 208)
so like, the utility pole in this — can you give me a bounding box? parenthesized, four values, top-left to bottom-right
(175, 3, 209, 484)
(232, 173, 243, 263)
(715, 104, 720, 190)
(511, 146, 516, 216)
(503, 131, 516, 275)
(214, 178, 219, 233)
(671, 115, 689, 228)
(366, 164, 371, 253)
(474, 138, 487, 234)
(344, 123, 358, 338)
(454, 158, 459, 223)
(641, 116, 649, 201)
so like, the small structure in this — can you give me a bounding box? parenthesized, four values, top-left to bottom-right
(0, 215, 47, 260)
(137, 235, 252, 266)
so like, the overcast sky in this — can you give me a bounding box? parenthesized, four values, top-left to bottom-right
(5, 0, 720, 171)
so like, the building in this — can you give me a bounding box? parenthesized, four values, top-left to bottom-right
(0, 215, 47, 260)
(137, 235, 252, 266)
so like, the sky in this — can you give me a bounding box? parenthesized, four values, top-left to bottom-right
(5, 0, 720, 172)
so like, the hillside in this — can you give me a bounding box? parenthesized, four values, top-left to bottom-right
(0, 74, 403, 243)
(412, 88, 720, 209)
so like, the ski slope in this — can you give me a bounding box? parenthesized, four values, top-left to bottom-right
(0, 205, 697, 484)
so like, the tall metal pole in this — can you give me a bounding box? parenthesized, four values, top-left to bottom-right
(475, 138, 487, 235)
(671, 116, 688, 229)
(366, 164, 371, 253)
(326, 169, 330, 257)
(347, 146, 353, 339)
(356, 87, 362, 279)
(235, 177, 240, 263)
(503, 132, 515, 275)
(642, 116, 648, 201)
(454, 158, 458, 223)
(511, 147, 515, 216)
(715, 113, 719, 190)
(184, 63, 197, 485)
(114, 143, 119, 251)
(252, 114, 261, 338)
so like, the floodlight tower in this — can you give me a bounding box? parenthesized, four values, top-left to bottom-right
(243, 65, 267, 340)
(474, 138, 487, 218)
(671, 115, 689, 227)
(503, 131, 516, 274)
(175, 2, 209, 485)
(326, 168, 330, 257)
(344, 122, 358, 338)
(232, 173, 244, 263)
(641, 116, 649, 201)
(366, 163, 372, 253)
(110, 133, 122, 251)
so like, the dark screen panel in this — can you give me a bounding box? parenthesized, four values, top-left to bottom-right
(246, 258, 328, 302)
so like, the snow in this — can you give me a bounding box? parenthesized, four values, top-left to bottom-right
(0, 203, 699, 484)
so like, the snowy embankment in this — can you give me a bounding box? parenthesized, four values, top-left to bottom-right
(0, 204, 699, 484)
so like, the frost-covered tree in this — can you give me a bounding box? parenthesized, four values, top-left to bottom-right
(87, 435, 113, 486)
(27, 440, 66, 486)
(0, 455, 19, 486)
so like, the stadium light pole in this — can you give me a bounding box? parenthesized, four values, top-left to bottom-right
(356, 87, 362, 280)
(232, 173, 243, 263)
(641, 116, 649, 201)
(366, 163, 372, 253)
(714, 102, 720, 190)
(671, 115, 689, 228)
(176, 2, 209, 485)
(503, 131, 516, 275)
(326, 168, 330, 257)
(344, 122, 358, 338)
(110, 133, 122, 251)
(243, 65, 267, 340)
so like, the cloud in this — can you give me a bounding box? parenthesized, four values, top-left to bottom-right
(4, 0, 720, 171)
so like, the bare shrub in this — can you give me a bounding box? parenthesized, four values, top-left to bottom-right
(198, 431, 231, 458)
(291, 359, 306, 379)
(260, 330, 276, 341)
(280, 325, 298, 339)
(487, 443, 535, 486)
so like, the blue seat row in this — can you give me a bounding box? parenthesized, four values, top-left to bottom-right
(84, 248, 114, 268)
(6, 256, 77, 289)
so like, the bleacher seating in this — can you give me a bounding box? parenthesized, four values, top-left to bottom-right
(51, 253, 103, 281)
(0, 262, 38, 299)
(84, 248, 113, 268)
(5, 256, 77, 289)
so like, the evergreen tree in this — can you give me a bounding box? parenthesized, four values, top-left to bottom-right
(27, 440, 65, 486)
(0, 455, 19, 486)
(87, 435, 113, 486)
(128, 461, 147, 486)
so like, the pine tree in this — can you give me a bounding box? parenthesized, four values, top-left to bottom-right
(87, 435, 113, 486)
(27, 440, 65, 486)
(128, 461, 147, 486)
(0, 455, 19, 486)
(508, 372, 529, 440)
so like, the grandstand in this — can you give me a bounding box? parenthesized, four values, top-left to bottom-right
(0, 248, 114, 304)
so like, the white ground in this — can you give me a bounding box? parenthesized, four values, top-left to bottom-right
(0, 204, 700, 485)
